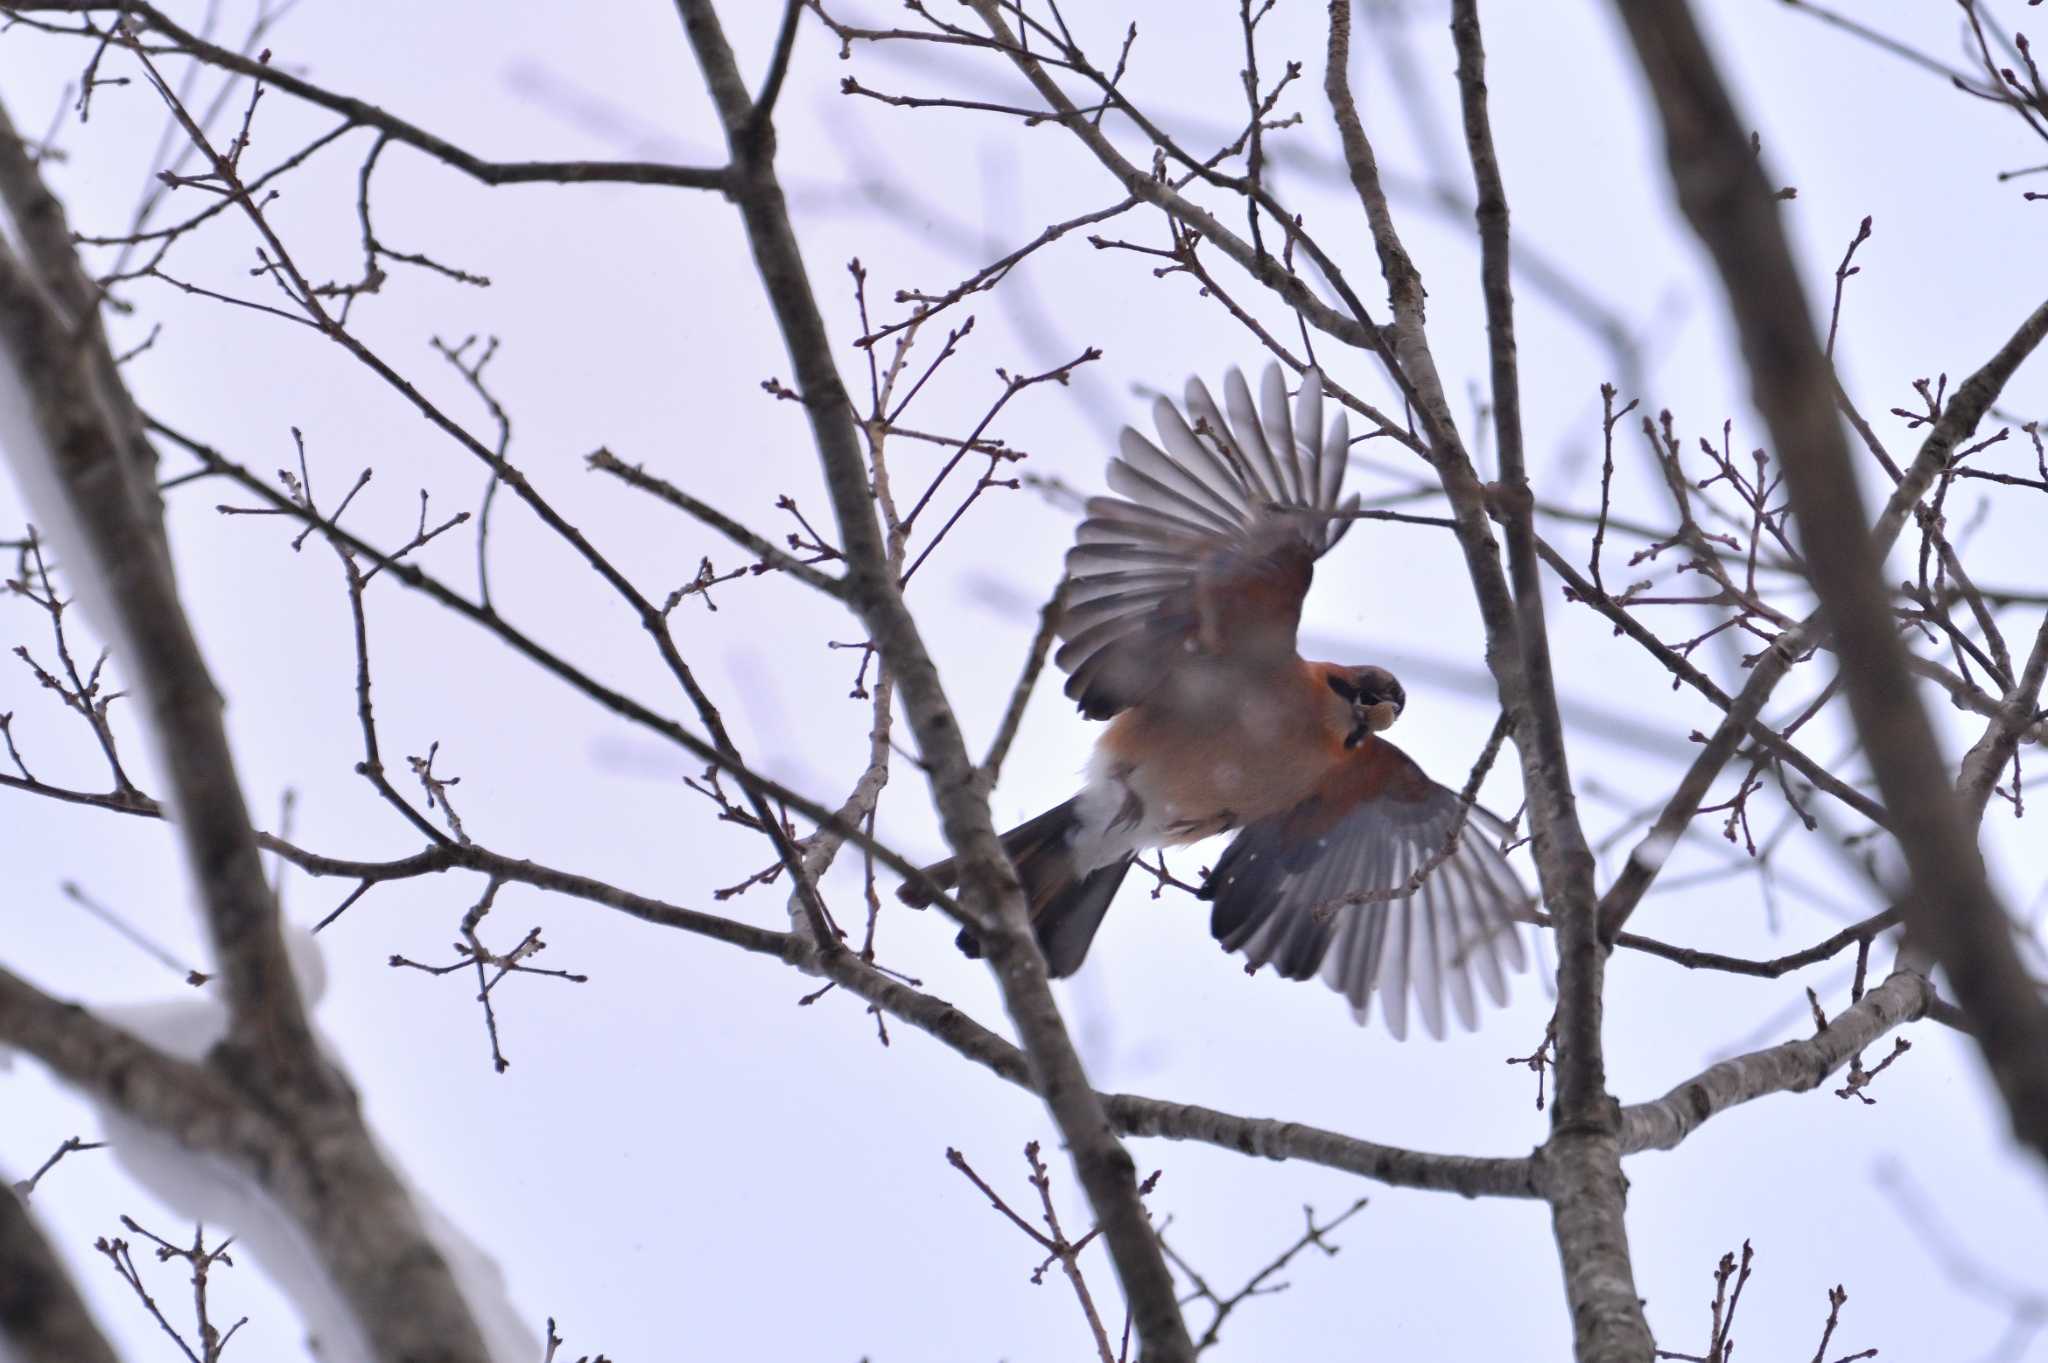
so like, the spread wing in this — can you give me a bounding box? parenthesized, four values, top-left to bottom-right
(1056, 363, 1359, 719)
(1201, 738, 1531, 1039)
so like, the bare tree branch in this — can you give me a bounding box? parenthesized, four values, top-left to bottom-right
(0, 91, 494, 1361)
(0, 1181, 122, 1363)
(1619, 967, 1932, 1154)
(1427, 4, 1646, 1355)
(4, 3, 2042, 1356)
(670, 3, 1193, 1353)
(0, 120, 311, 1077)
(1957, 613, 2048, 820)
(1613, 0, 2048, 1167)
(6, 1, 733, 191)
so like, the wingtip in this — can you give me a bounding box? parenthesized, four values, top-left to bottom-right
(1382, 990, 1410, 1040)
(1147, 393, 1181, 442)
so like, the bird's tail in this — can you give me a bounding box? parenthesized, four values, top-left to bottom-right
(897, 798, 1134, 977)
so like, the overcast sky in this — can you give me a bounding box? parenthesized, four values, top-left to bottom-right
(4, 2, 2047, 1360)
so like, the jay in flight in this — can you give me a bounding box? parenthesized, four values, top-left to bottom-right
(902, 365, 1530, 1037)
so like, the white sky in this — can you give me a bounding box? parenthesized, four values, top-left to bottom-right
(3, 2, 2046, 1359)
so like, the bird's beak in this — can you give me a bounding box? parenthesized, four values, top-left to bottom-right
(1343, 698, 1401, 749)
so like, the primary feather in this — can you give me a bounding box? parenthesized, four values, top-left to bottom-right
(1056, 364, 1358, 718)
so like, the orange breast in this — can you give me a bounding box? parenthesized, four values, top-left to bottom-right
(1100, 660, 1343, 841)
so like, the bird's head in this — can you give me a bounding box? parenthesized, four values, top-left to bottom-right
(1322, 664, 1406, 749)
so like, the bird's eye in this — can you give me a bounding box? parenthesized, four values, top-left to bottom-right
(1324, 673, 1358, 701)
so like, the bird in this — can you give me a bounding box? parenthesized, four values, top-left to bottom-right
(901, 364, 1531, 1037)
